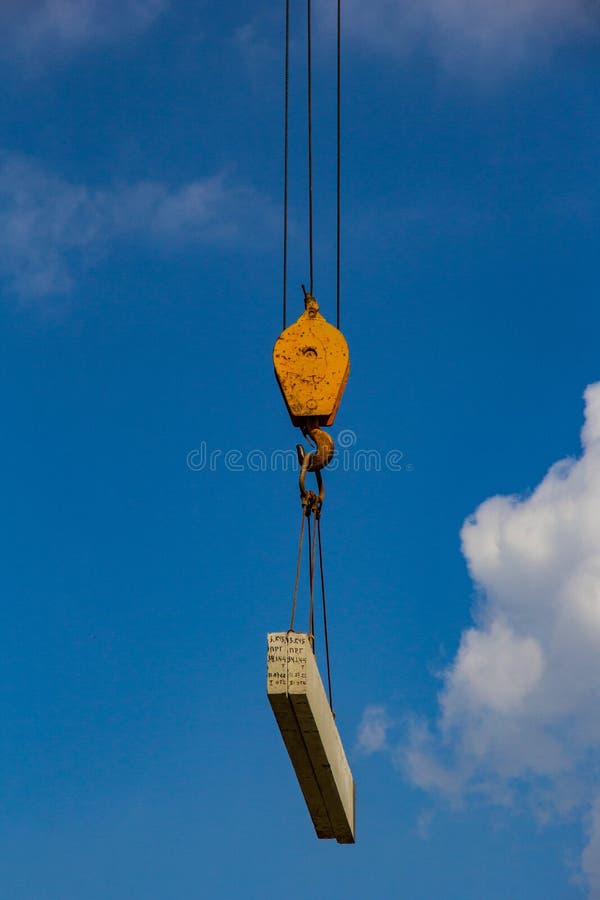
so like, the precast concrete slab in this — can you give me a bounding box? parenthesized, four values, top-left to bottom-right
(267, 632, 355, 844)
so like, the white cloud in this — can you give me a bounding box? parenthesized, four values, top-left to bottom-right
(0, 0, 166, 58)
(0, 155, 277, 299)
(415, 809, 434, 840)
(403, 720, 465, 802)
(584, 796, 600, 900)
(395, 382, 600, 894)
(446, 621, 544, 715)
(232, 21, 278, 73)
(351, 383, 600, 887)
(356, 705, 390, 755)
(320, 0, 599, 73)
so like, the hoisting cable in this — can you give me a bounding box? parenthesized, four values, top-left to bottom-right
(282, 0, 340, 328)
(278, 0, 346, 713)
(307, 0, 314, 296)
(273, 0, 354, 845)
(282, 0, 290, 330)
(336, 0, 341, 329)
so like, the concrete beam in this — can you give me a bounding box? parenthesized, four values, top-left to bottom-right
(267, 632, 355, 844)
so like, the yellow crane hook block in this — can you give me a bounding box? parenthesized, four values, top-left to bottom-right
(273, 295, 350, 427)
(267, 632, 356, 844)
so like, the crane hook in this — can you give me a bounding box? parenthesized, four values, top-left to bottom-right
(299, 425, 334, 472)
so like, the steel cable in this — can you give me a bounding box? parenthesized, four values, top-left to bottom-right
(289, 505, 306, 632)
(336, 0, 341, 329)
(307, 0, 314, 295)
(317, 516, 334, 711)
(282, 0, 290, 330)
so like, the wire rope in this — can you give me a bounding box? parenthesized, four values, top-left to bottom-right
(289, 505, 306, 632)
(317, 516, 334, 710)
(282, 0, 290, 330)
(307, 0, 314, 296)
(336, 0, 341, 329)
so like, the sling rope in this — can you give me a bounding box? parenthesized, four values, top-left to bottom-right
(288, 504, 306, 633)
(317, 516, 333, 710)
(288, 449, 334, 710)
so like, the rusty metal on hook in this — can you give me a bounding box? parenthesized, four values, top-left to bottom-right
(298, 444, 325, 511)
(301, 424, 334, 471)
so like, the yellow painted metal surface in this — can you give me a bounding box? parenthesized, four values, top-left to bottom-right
(273, 295, 350, 427)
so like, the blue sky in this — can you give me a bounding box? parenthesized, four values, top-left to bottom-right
(3, 1, 600, 897)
